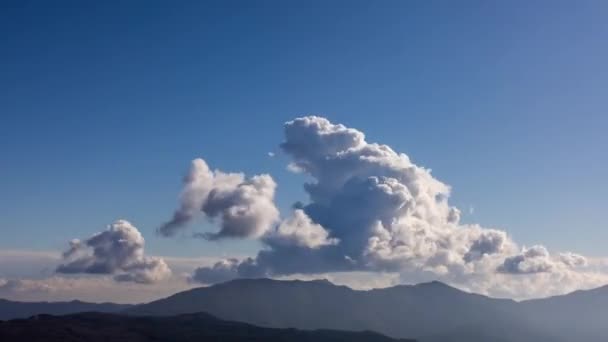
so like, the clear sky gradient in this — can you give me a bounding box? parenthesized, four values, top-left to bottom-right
(1, 0, 607, 261)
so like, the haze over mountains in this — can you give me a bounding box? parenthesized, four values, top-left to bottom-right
(0, 299, 130, 321)
(2, 278, 608, 342)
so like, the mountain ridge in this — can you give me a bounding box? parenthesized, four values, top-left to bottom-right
(0, 298, 131, 320)
(3, 278, 608, 341)
(0, 311, 415, 342)
(126, 278, 558, 341)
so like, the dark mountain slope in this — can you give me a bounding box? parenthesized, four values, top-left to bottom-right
(0, 298, 131, 320)
(129, 279, 365, 331)
(0, 312, 414, 342)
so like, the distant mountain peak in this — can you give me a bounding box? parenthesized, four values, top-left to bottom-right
(413, 280, 466, 292)
(415, 280, 452, 288)
(382, 280, 463, 294)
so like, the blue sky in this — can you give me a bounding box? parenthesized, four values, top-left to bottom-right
(1, 0, 607, 264)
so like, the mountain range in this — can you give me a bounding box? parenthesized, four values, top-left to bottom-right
(0, 298, 130, 321)
(2, 278, 608, 341)
(0, 311, 413, 342)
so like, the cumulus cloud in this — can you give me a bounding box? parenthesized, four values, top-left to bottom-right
(219, 116, 517, 277)
(179, 116, 608, 298)
(56, 220, 171, 284)
(264, 209, 339, 249)
(498, 245, 554, 274)
(190, 258, 241, 284)
(159, 158, 279, 240)
(497, 246, 587, 275)
(560, 252, 588, 267)
(464, 229, 510, 263)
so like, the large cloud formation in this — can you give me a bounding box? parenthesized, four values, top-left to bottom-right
(159, 158, 279, 240)
(56, 220, 171, 284)
(166, 116, 607, 298)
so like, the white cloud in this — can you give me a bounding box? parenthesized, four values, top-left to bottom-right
(559, 252, 588, 267)
(497, 245, 587, 275)
(56, 220, 171, 284)
(190, 258, 241, 284)
(264, 209, 339, 249)
(159, 158, 279, 240)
